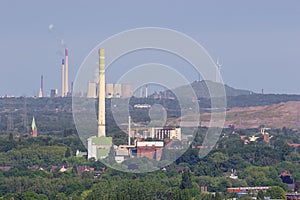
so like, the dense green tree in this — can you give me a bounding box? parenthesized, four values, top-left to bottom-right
(257, 190, 265, 200)
(196, 193, 213, 200)
(265, 186, 286, 200)
(180, 168, 193, 189)
(21, 191, 48, 200)
(65, 148, 71, 158)
(214, 192, 223, 200)
(239, 195, 253, 200)
(55, 192, 67, 200)
(8, 133, 13, 141)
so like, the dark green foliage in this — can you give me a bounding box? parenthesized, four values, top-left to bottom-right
(265, 186, 287, 200)
(196, 193, 213, 200)
(65, 148, 71, 158)
(86, 173, 175, 200)
(257, 190, 264, 199)
(180, 168, 192, 189)
(239, 195, 253, 200)
(8, 133, 13, 141)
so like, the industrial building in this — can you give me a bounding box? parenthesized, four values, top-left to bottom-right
(136, 141, 164, 161)
(131, 127, 182, 141)
(87, 136, 112, 160)
(114, 140, 164, 163)
(113, 127, 181, 163)
(50, 89, 58, 98)
(115, 145, 135, 163)
(86, 49, 181, 165)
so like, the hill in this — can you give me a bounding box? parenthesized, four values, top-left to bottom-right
(199, 101, 300, 129)
(172, 80, 253, 99)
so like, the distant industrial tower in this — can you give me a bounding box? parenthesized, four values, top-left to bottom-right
(30, 116, 37, 137)
(216, 58, 222, 83)
(38, 75, 44, 98)
(87, 82, 97, 98)
(61, 48, 69, 97)
(98, 48, 106, 137)
(70, 81, 74, 97)
(65, 48, 69, 96)
(87, 48, 112, 160)
(61, 59, 65, 97)
(50, 89, 58, 98)
(145, 84, 148, 98)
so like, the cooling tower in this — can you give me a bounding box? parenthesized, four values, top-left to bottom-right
(113, 84, 122, 98)
(87, 82, 97, 98)
(105, 83, 114, 98)
(121, 84, 133, 98)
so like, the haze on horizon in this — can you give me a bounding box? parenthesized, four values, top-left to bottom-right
(0, 0, 299, 96)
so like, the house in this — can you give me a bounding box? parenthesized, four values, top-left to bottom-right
(0, 166, 12, 171)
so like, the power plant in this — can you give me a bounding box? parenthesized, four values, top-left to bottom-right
(33, 47, 73, 98)
(73, 49, 184, 165)
(87, 83, 133, 99)
(87, 48, 112, 160)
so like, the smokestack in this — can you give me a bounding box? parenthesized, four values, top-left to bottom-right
(98, 48, 106, 137)
(65, 48, 69, 96)
(128, 116, 131, 145)
(38, 75, 44, 98)
(140, 88, 143, 98)
(41, 75, 44, 97)
(61, 59, 65, 97)
(145, 84, 148, 98)
(71, 81, 74, 97)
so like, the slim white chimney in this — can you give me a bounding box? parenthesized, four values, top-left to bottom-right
(128, 116, 131, 145)
(98, 49, 106, 137)
(145, 84, 148, 98)
(61, 59, 65, 97)
(65, 48, 69, 96)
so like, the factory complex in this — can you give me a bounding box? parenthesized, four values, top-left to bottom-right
(86, 49, 184, 164)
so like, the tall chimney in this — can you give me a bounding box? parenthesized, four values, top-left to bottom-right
(140, 88, 143, 98)
(65, 48, 69, 96)
(128, 116, 131, 145)
(61, 59, 65, 97)
(71, 81, 74, 97)
(98, 49, 106, 137)
(41, 75, 44, 97)
(145, 84, 148, 98)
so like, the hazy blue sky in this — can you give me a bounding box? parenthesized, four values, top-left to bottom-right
(0, 0, 299, 96)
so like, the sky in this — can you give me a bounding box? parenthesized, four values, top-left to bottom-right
(0, 0, 300, 96)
